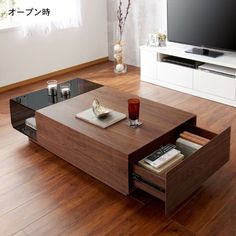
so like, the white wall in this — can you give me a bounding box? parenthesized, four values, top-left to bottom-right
(107, 0, 167, 66)
(0, 0, 108, 88)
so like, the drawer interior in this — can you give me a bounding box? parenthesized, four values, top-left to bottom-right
(130, 124, 231, 215)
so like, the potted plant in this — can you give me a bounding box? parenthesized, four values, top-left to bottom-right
(158, 32, 167, 47)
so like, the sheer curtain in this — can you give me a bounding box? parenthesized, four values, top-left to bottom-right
(14, 0, 82, 36)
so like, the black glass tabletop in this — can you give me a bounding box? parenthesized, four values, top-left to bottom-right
(10, 78, 103, 140)
(11, 78, 102, 111)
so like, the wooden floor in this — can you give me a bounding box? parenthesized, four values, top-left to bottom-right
(0, 61, 236, 236)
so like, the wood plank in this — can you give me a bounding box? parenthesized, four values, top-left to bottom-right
(197, 195, 236, 236)
(100, 200, 167, 236)
(0, 153, 71, 216)
(152, 220, 195, 236)
(0, 143, 47, 178)
(23, 183, 142, 236)
(0, 151, 49, 196)
(0, 164, 97, 235)
(172, 161, 236, 233)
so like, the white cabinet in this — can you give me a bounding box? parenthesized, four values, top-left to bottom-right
(158, 62, 193, 88)
(140, 44, 236, 107)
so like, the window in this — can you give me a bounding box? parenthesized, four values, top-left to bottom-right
(0, 0, 81, 34)
(0, 0, 14, 29)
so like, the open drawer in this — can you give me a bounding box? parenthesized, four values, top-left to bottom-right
(131, 125, 231, 216)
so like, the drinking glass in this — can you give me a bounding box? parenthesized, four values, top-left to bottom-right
(60, 83, 71, 98)
(47, 80, 58, 96)
(128, 98, 140, 127)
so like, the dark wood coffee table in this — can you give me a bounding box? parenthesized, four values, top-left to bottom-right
(10, 81, 230, 216)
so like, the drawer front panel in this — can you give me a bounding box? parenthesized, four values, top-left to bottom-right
(194, 70, 236, 100)
(158, 62, 193, 88)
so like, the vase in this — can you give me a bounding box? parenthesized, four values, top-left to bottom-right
(158, 40, 166, 47)
(114, 41, 127, 74)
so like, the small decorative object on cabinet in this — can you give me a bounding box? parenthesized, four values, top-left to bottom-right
(114, 0, 131, 74)
(158, 32, 167, 47)
(147, 33, 158, 47)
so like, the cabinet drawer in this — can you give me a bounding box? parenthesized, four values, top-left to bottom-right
(158, 62, 193, 88)
(131, 125, 230, 216)
(194, 70, 236, 100)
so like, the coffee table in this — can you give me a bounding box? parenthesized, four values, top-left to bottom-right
(10, 79, 230, 216)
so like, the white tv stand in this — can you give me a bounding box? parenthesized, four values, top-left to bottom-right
(140, 43, 236, 107)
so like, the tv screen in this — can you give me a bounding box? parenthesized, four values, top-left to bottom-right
(167, 0, 236, 54)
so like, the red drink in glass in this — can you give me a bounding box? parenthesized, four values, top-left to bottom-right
(128, 98, 140, 126)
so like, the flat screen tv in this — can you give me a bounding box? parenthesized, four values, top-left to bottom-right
(167, 0, 236, 57)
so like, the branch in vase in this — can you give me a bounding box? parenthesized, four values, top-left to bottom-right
(116, 0, 131, 42)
